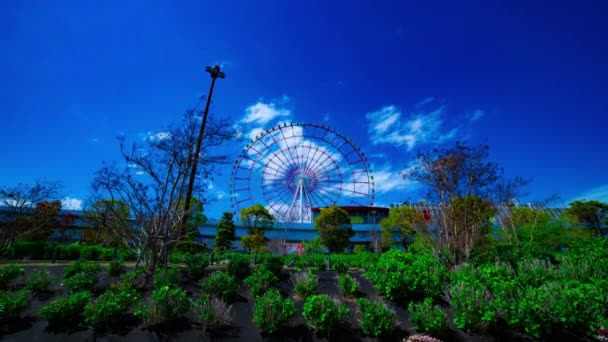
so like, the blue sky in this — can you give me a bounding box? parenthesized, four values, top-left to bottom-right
(1, 1, 607, 219)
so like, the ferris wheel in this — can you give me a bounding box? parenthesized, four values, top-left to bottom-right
(230, 122, 375, 223)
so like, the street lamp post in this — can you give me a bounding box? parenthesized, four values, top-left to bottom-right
(179, 65, 225, 240)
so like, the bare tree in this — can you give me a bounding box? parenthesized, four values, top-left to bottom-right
(0, 180, 63, 249)
(409, 142, 528, 267)
(91, 109, 237, 275)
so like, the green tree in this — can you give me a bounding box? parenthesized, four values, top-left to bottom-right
(177, 196, 207, 241)
(215, 212, 236, 252)
(566, 200, 608, 238)
(240, 204, 274, 253)
(510, 207, 590, 257)
(83, 199, 131, 247)
(314, 206, 354, 253)
(380, 205, 427, 250)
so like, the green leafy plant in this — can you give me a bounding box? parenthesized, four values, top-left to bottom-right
(292, 270, 317, 300)
(153, 266, 179, 288)
(106, 258, 125, 277)
(134, 285, 191, 326)
(63, 260, 100, 279)
(409, 298, 447, 335)
(302, 295, 349, 335)
(63, 272, 98, 293)
(261, 254, 283, 276)
(244, 265, 278, 298)
(357, 298, 397, 337)
(84, 287, 140, 331)
(365, 250, 445, 302)
(338, 274, 359, 298)
(332, 260, 349, 274)
(184, 253, 209, 280)
(200, 271, 238, 302)
(449, 266, 497, 332)
(39, 291, 92, 327)
(110, 268, 145, 293)
(0, 264, 25, 289)
(0, 289, 30, 321)
(26, 269, 56, 293)
(227, 255, 251, 279)
(252, 289, 296, 333)
(198, 295, 233, 331)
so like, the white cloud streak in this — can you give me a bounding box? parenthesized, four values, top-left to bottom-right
(366, 105, 456, 150)
(61, 197, 83, 210)
(241, 101, 291, 126)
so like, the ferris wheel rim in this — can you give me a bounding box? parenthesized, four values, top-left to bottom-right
(230, 122, 375, 221)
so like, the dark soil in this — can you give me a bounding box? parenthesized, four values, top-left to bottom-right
(0, 264, 594, 342)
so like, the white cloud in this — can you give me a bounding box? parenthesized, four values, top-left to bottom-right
(568, 184, 608, 204)
(468, 109, 484, 121)
(248, 127, 265, 140)
(61, 197, 82, 210)
(90, 138, 99, 143)
(366, 104, 458, 150)
(366, 105, 400, 134)
(241, 101, 291, 125)
(216, 191, 225, 200)
(323, 113, 330, 123)
(144, 131, 172, 142)
(372, 166, 417, 193)
(135, 170, 145, 175)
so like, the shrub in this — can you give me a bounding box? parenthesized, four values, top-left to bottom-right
(292, 270, 317, 300)
(39, 291, 92, 327)
(106, 259, 125, 277)
(538, 279, 607, 338)
(365, 250, 445, 302)
(26, 269, 56, 293)
(0, 289, 30, 321)
(63, 260, 100, 279)
(198, 295, 233, 331)
(80, 246, 102, 261)
(0, 264, 25, 289)
(338, 274, 358, 298)
(173, 240, 208, 254)
(227, 255, 250, 279)
(302, 295, 349, 335)
(409, 298, 447, 335)
(154, 266, 179, 288)
(134, 285, 191, 326)
(449, 267, 496, 332)
(200, 271, 238, 302)
(261, 254, 283, 277)
(252, 289, 296, 333)
(84, 287, 139, 331)
(110, 268, 145, 293)
(332, 260, 349, 274)
(353, 244, 367, 254)
(244, 265, 278, 298)
(63, 272, 98, 293)
(357, 298, 397, 337)
(7, 241, 47, 260)
(184, 253, 209, 280)
(60, 242, 82, 260)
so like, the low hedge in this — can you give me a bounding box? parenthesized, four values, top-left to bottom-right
(4, 241, 135, 261)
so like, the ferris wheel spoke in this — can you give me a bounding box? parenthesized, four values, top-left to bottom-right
(232, 122, 374, 222)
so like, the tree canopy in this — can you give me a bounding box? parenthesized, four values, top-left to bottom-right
(215, 212, 236, 252)
(314, 205, 354, 253)
(566, 200, 608, 238)
(380, 205, 427, 250)
(240, 204, 274, 253)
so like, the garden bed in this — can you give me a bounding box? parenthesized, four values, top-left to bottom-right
(0, 261, 597, 342)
